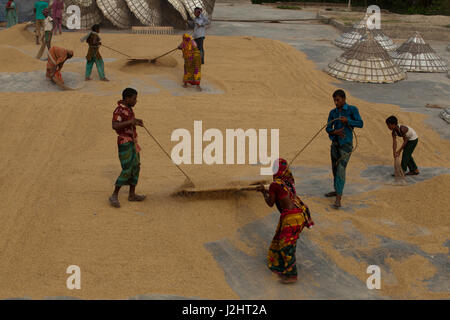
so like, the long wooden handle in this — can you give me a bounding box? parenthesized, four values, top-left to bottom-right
(151, 48, 178, 61)
(142, 126, 195, 186)
(101, 44, 132, 58)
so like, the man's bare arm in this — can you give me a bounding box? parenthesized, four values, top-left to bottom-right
(392, 131, 397, 157)
(112, 119, 134, 131)
(112, 118, 143, 131)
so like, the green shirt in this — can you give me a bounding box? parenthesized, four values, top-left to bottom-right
(35, 1, 49, 20)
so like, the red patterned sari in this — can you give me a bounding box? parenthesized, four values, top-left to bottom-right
(267, 158, 314, 279)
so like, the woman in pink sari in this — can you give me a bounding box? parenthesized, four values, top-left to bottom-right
(51, 0, 64, 35)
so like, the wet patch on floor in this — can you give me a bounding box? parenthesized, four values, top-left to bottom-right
(0, 71, 84, 92)
(205, 212, 380, 299)
(80, 77, 160, 96)
(149, 74, 224, 96)
(290, 165, 450, 199)
(338, 233, 450, 293)
(360, 165, 450, 185)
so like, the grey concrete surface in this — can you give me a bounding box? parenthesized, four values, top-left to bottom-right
(205, 213, 381, 299)
(208, 3, 450, 139)
(0, 71, 85, 92)
(291, 165, 450, 198)
(149, 74, 225, 96)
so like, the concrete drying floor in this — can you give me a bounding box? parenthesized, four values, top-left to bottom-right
(193, 2, 450, 300)
(1, 2, 449, 300)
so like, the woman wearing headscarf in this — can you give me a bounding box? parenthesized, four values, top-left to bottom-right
(5, 0, 18, 28)
(257, 158, 314, 283)
(177, 33, 202, 91)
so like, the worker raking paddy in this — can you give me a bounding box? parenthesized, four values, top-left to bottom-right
(257, 158, 314, 284)
(109, 88, 146, 208)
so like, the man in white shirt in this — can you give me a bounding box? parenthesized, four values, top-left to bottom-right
(189, 7, 210, 64)
(36, 8, 53, 59)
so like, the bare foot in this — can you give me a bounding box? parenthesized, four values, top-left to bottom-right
(325, 191, 337, 197)
(128, 194, 146, 202)
(101, 77, 110, 82)
(332, 195, 342, 209)
(331, 203, 341, 209)
(109, 195, 120, 208)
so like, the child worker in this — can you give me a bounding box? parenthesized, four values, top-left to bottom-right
(36, 8, 53, 60)
(81, 24, 109, 81)
(386, 116, 420, 176)
(109, 88, 146, 208)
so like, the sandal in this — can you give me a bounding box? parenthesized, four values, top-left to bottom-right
(406, 170, 419, 176)
(128, 194, 146, 202)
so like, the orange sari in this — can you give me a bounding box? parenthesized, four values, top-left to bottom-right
(46, 47, 73, 83)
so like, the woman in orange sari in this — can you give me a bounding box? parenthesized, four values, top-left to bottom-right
(257, 158, 314, 283)
(46, 46, 73, 84)
(178, 34, 202, 91)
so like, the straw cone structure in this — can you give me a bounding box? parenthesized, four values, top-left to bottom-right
(167, 0, 189, 21)
(96, 0, 135, 28)
(125, 0, 163, 26)
(327, 32, 406, 83)
(334, 15, 397, 52)
(391, 32, 448, 73)
(60, 0, 216, 29)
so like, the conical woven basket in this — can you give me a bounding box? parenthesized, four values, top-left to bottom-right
(96, 0, 134, 29)
(391, 32, 448, 73)
(167, 0, 189, 21)
(61, 0, 216, 29)
(334, 15, 397, 52)
(202, 0, 216, 17)
(327, 32, 406, 83)
(124, 0, 162, 26)
(181, 0, 212, 19)
(63, 0, 103, 29)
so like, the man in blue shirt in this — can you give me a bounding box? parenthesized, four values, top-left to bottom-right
(325, 89, 363, 209)
(34, 0, 49, 45)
